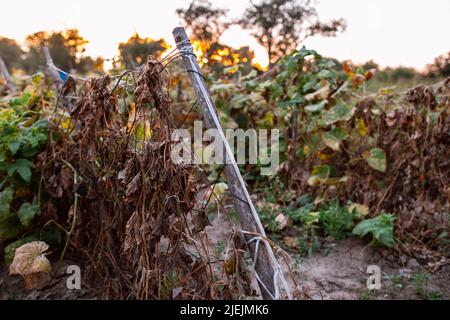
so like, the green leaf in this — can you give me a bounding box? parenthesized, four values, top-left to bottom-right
(296, 194, 313, 206)
(4, 235, 38, 264)
(210, 83, 236, 92)
(317, 69, 334, 79)
(230, 93, 250, 109)
(223, 65, 239, 74)
(0, 216, 22, 240)
(307, 165, 331, 186)
(270, 82, 284, 98)
(356, 118, 369, 136)
(0, 188, 14, 222)
(429, 111, 441, 126)
(303, 79, 318, 92)
(322, 133, 340, 151)
(17, 164, 32, 182)
(352, 213, 395, 247)
(32, 119, 49, 129)
(438, 231, 448, 240)
(287, 85, 298, 98)
(6, 159, 35, 182)
(364, 148, 387, 173)
(322, 127, 348, 151)
(241, 69, 257, 80)
(289, 203, 316, 224)
(258, 80, 274, 90)
(9, 141, 21, 155)
(8, 93, 32, 107)
(31, 72, 45, 85)
(321, 101, 354, 125)
(17, 202, 40, 227)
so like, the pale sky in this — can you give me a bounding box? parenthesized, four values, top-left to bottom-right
(0, 0, 449, 70)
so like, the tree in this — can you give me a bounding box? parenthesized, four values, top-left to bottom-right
(64, 29, 89, 61)
(77, 56, 105, 75)
(23, 29, 89, 73)
(361, 60, 380, 72)
(118, 33, 169, 69)
(238, 0, 346, 65)
(176, 0, 229, 63)
(208, 44, 255, 76)
(425, 52, 450, 78)
(0, 37, 25, 72)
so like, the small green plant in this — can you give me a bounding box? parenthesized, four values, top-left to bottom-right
(160, 270, 178, 299)
(411, 273, 443, 300)
(283, 200, 323, 257)
(352, 213, 395, 248)
(390, 274, 405, 291)
(283, 199, 358, 256)
(287, 203, 317, 224)
(258, 205, 280, 233)
(319, 201, 356, 240)
(259, 176, 289, 204)
(296, 225, 321, 257)
(357, 288, 380, 300)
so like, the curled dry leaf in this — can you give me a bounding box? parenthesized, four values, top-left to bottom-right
(348, 203, 369, 218)
(385, 111, 397, 127)
(275, 213, 289, 231)
(192, 209, 212, 234)
(9, 241, 52, 289)
(224, 248, 237, 276)
(365, 69, 377, 81)
(283, 236, 299, 249)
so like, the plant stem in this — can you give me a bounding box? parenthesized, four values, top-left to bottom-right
(54, 160, 79, 274)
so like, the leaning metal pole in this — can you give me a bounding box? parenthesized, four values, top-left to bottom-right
(173, 27, 292, 300)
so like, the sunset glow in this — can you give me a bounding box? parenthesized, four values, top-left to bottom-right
(0, 0, 449, 70)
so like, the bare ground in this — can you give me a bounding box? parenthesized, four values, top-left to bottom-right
(205, 213, 450, 300)
(297, 237, 450, 300)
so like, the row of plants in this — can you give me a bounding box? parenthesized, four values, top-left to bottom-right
(210, 47, 450, 260)
(0, 46, 448, 274)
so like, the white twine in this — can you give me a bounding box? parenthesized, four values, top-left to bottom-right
(47, 63, 88, 82)
(248, 236, 279, 300)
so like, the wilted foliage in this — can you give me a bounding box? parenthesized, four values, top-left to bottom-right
(211, 49, 450, 262)
(36, 57, 226, 299)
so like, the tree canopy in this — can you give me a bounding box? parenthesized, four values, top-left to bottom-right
(23, 29, 89, 73)
(426, 52, 450, 78)
(176, 0, 229, 63)
(238, 0, 346, 65)
(118, 33, 169, 69)
(0, 37, 25, 72)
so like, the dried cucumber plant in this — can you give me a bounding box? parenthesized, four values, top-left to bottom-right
(37, 57, 235, 299)
(288, 79, 450, 262)
(351, 82, 450, 262)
